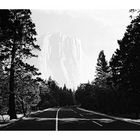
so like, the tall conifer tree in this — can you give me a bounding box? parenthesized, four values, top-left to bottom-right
(94, 50, 109, 87)
(0, 10, 40, 119)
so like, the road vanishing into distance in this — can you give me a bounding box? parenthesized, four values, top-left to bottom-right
(1, 107, 140, 130)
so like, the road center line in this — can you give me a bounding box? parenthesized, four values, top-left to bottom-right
(56, 108, 61, 131)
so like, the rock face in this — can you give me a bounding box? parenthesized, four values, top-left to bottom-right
(39, 33, 81, 88)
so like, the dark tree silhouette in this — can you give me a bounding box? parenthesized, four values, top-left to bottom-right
(75, 82, 97, 110)
(94, 50, 109, 88)
(0, 10, 40, 119)
(108, 10, 140, 117)
(37, 77, 75, 109)
(110, 10, 140, 93)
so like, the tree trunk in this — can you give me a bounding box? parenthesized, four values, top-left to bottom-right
(8, 44, 17, 119)
(21, 100, 26, 116)
(8, 94, 17, 119)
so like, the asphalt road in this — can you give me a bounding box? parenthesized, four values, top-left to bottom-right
(1, 107, 140, 130)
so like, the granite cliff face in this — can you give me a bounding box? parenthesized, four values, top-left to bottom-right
(39, 33, 81, 88)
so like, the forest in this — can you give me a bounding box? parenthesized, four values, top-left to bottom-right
(0, 9, 140, 121)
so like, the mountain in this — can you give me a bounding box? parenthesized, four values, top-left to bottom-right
(39, 32, 81, 88)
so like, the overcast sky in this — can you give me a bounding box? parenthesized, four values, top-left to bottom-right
(30, 10, 130, 88)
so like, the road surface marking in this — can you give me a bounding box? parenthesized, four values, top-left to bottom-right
(72, 110, 77, 114)
(71, 109, 79, 115)
(92, 121, 103, 127)
(79, 114, 84, 117)
(31, 117, 113, 122)
(56, 108, 61, 131)
(71, 109, 84, 117)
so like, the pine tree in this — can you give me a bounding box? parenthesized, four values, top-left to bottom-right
(94, 50, 109, 87)
(110, 10, 140, 93)
(0, 10, 40, 119)
(108, 10, 140, 116)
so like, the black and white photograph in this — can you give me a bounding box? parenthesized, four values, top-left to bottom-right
(1, 1, 140, 134)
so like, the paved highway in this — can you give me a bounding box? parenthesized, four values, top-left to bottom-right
(1, 107, 140, 130)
